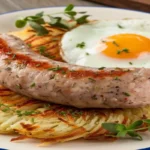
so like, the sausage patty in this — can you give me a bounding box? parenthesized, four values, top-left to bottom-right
(0, 34, 150, 108)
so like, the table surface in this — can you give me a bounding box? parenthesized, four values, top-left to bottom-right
(0, 0, 102, 14)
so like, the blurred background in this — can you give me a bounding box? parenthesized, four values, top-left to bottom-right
(0, 0, 150, 13)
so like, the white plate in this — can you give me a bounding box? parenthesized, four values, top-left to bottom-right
(0, 6, 150, 150)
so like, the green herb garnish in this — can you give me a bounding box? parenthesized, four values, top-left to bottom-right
(65, 4, 74, 11)
(117, 50, 122, 54)
(129, 62, 133, 65)
(61, 70, 66, 74)
(48, 65, 61, 71)
(102, 119, 150, 140)
(15, 19, 27, 28)
(29, 21, 49, 35)
(16, 84, 22, 89)
(112, 41, 119, 47)
(69, 109, 83, 118)
(122, 48, 129, 53)
(27, 43, 32, 47)
(59, 111, 67, 116)
(98, 67, 105, 70)
(117, 48, 129, 54)
(38, 46, 54, 58)
(0, 104, 10, 112)
(114, 77, 118, 80)
(16, 110, 22, 117)
(123, 92, 130, 96)
(2, 108, 10, 112)
(76, 42, 85, 48)
(15, 11, 47, 36)
(114, 77, 121, 81)
(64, 4, 76, 20)
(16, 110, 38, 117)
(15, 4, 90, 36)
(38, 46, 46, 55)
(88, 78, 96, 82)
(0, 103, 39, 117)
(76, 15, 89, 24)
(117, 24, 124, 29)
(31, 118, 35, 124)
(30, 82, 36, 88)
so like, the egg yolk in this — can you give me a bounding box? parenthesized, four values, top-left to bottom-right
(101, 34, 150, 59)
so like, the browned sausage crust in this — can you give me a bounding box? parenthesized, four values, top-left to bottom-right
(0, 34, 150, 108)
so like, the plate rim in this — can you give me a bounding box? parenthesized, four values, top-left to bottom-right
(0, 5, 150, 150)
(0, 5, 149, 16)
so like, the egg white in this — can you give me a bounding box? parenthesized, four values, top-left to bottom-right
(60, 19, 150, 68)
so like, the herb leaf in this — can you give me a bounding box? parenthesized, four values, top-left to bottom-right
(113, 41, 119, 47)
(128, 120, 143, 130)
(117, 48, 129, 54)
(15, 5, 90, 35)
(38, 46, 46, 55)
(76, 15, 89, 24)
(15, 5, 90, 36)
(31, 118, 35, 124)
(65, 4, 74, 11)
(122, 48, 129, 53)
(48, 66, 61, 71)
(143, 119, 150, 124)
(76, 42, 85, 48)
(117, 130, 127, 137)
(102, 123, 118, 134)
(29, 21, 49, 36)
(30, 82, 36, 88)
(25, 15, 45, 24)
(116, 124, 126, 132)
(15, 20, 27, 28)
(16, 84, 22, 89)
(49, 17, 69, 29)
(65, 11, 77, 17)
(117, 24, 124, 29)
(123, 92, 130, 96)
(88, 78, 96, 82)
(98, 67, 105, 70)
(102, 119, 150, 141)
(128, 131, 142, 140)
(35, 11, 44, 17)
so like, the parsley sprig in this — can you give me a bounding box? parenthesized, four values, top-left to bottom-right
(15, 4, 90, 36)
(102, 119, 150, 140)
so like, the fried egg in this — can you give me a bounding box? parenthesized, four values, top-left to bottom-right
(60, 19, 150, 68)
